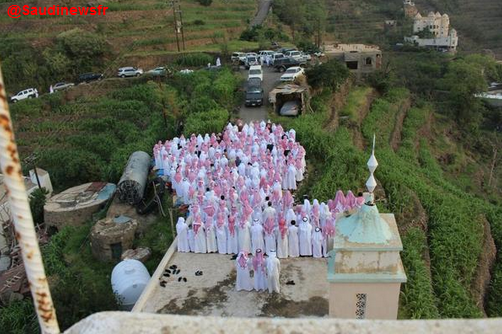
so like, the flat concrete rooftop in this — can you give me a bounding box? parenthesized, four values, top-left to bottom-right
(139, 252, 329, 318)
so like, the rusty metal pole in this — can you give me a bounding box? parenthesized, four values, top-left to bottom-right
(0, 64, 60, 333)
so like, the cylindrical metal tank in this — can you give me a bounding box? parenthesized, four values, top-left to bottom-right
(117, 151, 151, 205)
(111, 259, 151, 310)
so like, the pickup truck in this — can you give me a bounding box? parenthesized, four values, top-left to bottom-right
(273, 57, 306, 72)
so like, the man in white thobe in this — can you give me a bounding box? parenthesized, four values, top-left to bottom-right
(176, 217, 190, 252)
(250, 219, 265, 255)
(288, 220, 299, 257)
(262, 202, 276, 225)
(266, 250, 281, 293)
(235, 251, 253, 291)
(299, 217, 312, 256)
(312, 227, 324, 258)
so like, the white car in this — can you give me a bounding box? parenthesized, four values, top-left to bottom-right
(258, 50, 274, 61)
(118, 67, 143, 78)
(248, 65, 263, 81)
(53, 82, 74, 91)
(231, 52, 246, 62)
(10, 88, 38, 103)
(280, 66, 305, 82)
(270, 53, 285, 66)
(245, 55, 259, 69)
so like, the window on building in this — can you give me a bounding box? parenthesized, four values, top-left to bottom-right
(365, 57, 372, 65)
(346, 61, 358, 70)
(355, 293, 367, 319)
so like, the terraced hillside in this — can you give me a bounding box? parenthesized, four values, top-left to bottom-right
(325, 0, 405, 45)
(0, 0, 257, 65)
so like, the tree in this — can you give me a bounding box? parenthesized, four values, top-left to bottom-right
(56, 28, 107, 72)
(306, 59, 350, 91)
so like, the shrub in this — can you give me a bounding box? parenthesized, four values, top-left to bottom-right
(175, 53, 213, 67)
(193, 19, 205, 25)
(183, 108, 229, 136)
(306, 59, 350, 91)
(29, 187, 49, 225)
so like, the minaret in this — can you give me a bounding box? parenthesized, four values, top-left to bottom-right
(326, 136, 407, 319)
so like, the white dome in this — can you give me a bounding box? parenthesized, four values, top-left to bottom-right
(111, 259, 151, 309)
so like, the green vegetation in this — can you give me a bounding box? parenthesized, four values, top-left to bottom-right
(29, 188, 49, 225)
(306, 59, 350, 91)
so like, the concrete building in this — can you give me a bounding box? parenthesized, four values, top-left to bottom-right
(90, 216, 138, 262)
(405, 29, 458, 52)
(324, 44, 382, 79)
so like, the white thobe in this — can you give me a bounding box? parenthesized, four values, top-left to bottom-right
(312, 230, 323, 258)
(288, 225, 299, 257)
(262, 207, 276, 224)
(216, 224, 228, 254)
(266, 256, 281, 293)
(194, 228, 207, 253)
(277, 230, 288, 258)
(264, 232, 276, 255)
(176, 219, 189, 252)
(299, 221, 312, 256)
(286, 165, 297, 190)
(253, 265, 268, 291)
(206, 224, 218, 253)
(238, 222, 252, 253)
(227, 229, 239, 254)
(251, 224, 265, 255)
(187, 229, 195, 252)
(235, 261, 253, 291)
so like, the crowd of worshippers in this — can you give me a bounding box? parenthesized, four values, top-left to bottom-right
(156, 121, 365, 259)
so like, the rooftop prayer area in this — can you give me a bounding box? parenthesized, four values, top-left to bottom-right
(141, 121, 369, 316)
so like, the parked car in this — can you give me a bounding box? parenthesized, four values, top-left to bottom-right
(118, 67, 143, 78)
(53, 82, 74, 91)
(245, 85, 264, 107)
(78, 72, 103, 83)
(273, 57, 305, 72)
(258, 50, 274, 62)
(146, 67, 168, 77)
(280, 66, 305, 82)
(248, 77, 262, 88)
(231, 52, 246, 62)
(270, 53, 286, 66)
(278, 48, 296, 55)
(10, 88, 38, 103)
(245, 55, 259, 69)
(248, 65, 263, 81)
(279, 100, 300, 116)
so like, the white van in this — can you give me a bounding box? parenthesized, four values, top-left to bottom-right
(248, 65, 263, 81)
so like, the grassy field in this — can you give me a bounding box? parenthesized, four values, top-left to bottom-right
(0, 0, 258, 66)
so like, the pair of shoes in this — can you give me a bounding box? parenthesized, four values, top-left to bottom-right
(195, 271, 203, 276)
(286, 280, 295, 285)
(160, 281, 167, 287)
(178, 277, 188, 282)
(169, 264, 178, 270)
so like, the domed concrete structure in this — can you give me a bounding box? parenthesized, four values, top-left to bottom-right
(90, 216, 138, 262)
(44, 182, 116, 230)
